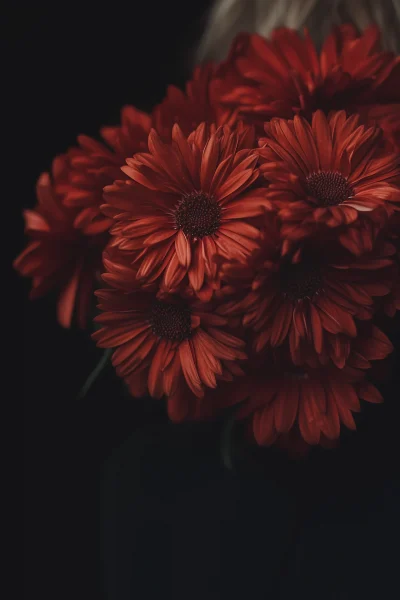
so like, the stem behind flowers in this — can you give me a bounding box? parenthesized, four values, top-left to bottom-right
(220, 410, 237, 471)
(77, 348, 113, 400)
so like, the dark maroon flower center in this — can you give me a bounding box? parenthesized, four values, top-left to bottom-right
(306, 171, 353, 207)
(175, 191, 221, 239)
(280, 262, 323, 301)
(283, 366, 309, 380)
(150, 300, 192, 342)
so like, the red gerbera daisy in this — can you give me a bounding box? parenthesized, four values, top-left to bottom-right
(258, 110, 400, 254)
(232, 325, 393, 446)
(219, 214, 396, 365)
(102, 122, 269, 299)
(152, 63, 236, 138)
(60, 105, 151, 233)
(92, 250, 247, 399)
(14, 158, 106, 328)
(215, 24, 400, 142)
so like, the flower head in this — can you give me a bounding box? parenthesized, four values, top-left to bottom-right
(102, 122, 269, 299)
(153, 64, 235, 138)
(60, 106, 151, 233)
(93, 249, 247, 399)
(231, 325, 393, 446)
(259, 110, 400, 254)
(14, 157, 107, 328)
(219, 214, 396, 365)
(215, 25, 400, 144)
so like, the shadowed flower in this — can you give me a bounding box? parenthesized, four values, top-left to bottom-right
(93, 250, 247, 399)
(258, 110, 400, 254)
(102, 122, 269, 300)
(219, 215, 396, 365)
(153, 63, 236, 138)
(59, 106, 152, 233)
(214, 24, 400, 143)
(231, 325, 393, 446)
(14, 158, 107, 328)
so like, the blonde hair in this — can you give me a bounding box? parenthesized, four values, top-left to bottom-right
(197, 0, 400, 62)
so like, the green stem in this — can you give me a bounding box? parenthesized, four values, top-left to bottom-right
(77, 348, 113, 400)
(220, 411, 237, 472)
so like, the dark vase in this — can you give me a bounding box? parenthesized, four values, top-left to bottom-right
(100, 395, 400, 600)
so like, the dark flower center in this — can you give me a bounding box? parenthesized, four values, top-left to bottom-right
(175, 191, 221, 239)
(150, 300, 192, 342)
(306, 171, 353, 207)
(283, 367, 309, 380)
(280, 262, 323, 301)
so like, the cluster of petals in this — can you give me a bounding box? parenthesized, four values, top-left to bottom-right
(59, 106, 152, 233)
(163, 319, 394, 446)
(152, 63, 236, 138)
(231, 324, 393, 446)
(13, 157, 106, 328)
(219, 213, 397, 362)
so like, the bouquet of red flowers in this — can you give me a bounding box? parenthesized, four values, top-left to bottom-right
(16, 25, 399, 452)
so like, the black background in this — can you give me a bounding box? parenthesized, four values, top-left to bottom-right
(11, 3, 400, 599)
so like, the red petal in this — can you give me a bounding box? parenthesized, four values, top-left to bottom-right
(179, 339, 203, 396)
(57, 264, 82, 328)
(175, 230, 191, 268)
(312, 111, 332, 171)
